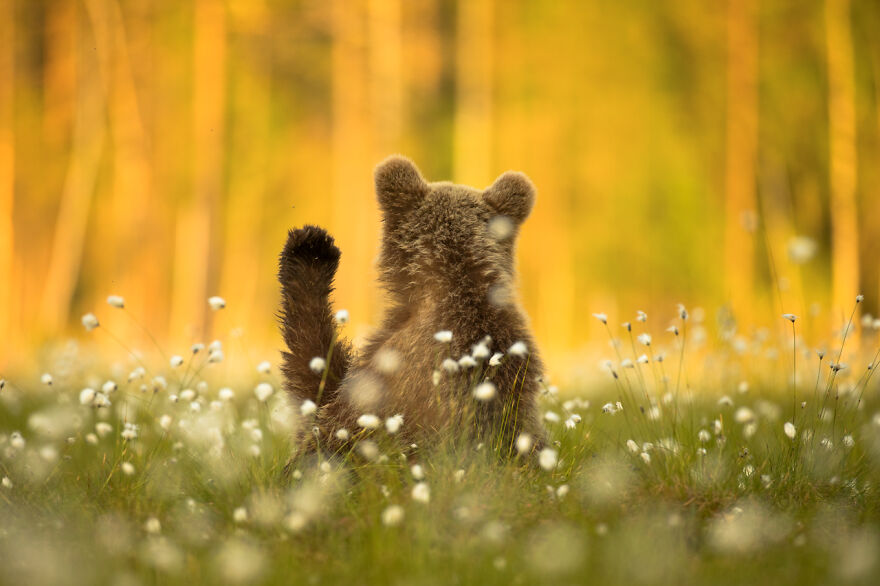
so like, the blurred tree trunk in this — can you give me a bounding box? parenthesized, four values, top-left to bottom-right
(40, 4, 107, 333)
(825, 0, 859, 316)
(453, 0, 493, 186)
(331, 0, 375, 331)
(170, 0, 225, 342)
(220, 1, 270, 335)
(369, 0, 403, 152)
(723, 0, 759, 319)
(0, 0, 14, 359)
(107, 0, 156, 337)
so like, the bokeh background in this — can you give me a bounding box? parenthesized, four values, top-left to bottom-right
(2, 0, 879, 379)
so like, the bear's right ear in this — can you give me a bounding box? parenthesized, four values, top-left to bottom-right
(374, 155, 428, 214)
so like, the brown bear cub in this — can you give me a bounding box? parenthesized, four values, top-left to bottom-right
(279, 155, 545, 459)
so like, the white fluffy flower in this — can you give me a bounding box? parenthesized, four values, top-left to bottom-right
(410, 464, 425, 480)
(82, 313, 100, 331)
(637, 333, 652, 346)
(357, 414, 381, 430)
(782, 313, 797, 323)
(121, 462, 136, 476)
(233, 507, 248, 523)
(106, 295, 125, 308)
(144, 517, 161, 534)
(783, 422, 796, 439)
(79, 388, 97, 405)
(458, 355, 477, 369)
(385, 414, 404, 434)
(208, 349, 224, 363)
(626, 439, 639, 453)
(335, 428, 350, 441)
(538, 448, 558, 471)
(256, 360, 271, 374)
(592, 313, 608, 325)
(441, 358, 460, 374)
(300, 400, 317, 416)
(508, 341, 528, 357)
(218, 387, 235, 401)
(309, 357, 326, 374)
(207, 296, 226, 311)
(334, 309, 349, 324)
(411, 482, 431, 503)
(170, 355, 184, 368)
(473, 382, 497, 402)
(1, 476, 12, 489)
(433, 330, 453, 343)
(382, 505, 405, 526)
(254, 383, 273, 402)
(40, 373, 53, 385)
(489, 352, 503, 367)
(516, 433, 534, 455)
(472, 342, 491, 360)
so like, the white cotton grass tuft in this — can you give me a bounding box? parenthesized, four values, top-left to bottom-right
(592, 313, 608, 324)
(82, 313, 100, 331)
(207, 296, 226, 311)
(300, 400, 317, 417)
(508, 341, 528, 357)
(473, 381, 497, 402)
(309, 357, 326, 374)
(357, 414, 381, 430)
(636, 310, 647, 322)
(787, 236, 817, 264)
(784, 422, 797, 439)
(1, 476, 12, 489)
(382, 505, 405, 527)
(233, 507, 248, 523)
(538, 448, 558, 471)
(254, 383, 273, 402)
(489, 352, 503, 367)
(170, 355, 184, 368)
(256, 360, 271, 374)
(433, 330, 453, 343)
(121, 462, 135, 476)
(488, 215, 514, 240)
(334, 309, 349, 324)
(374, 348, 402, 374)
(410, 464, 425, 480)
(471, 342, 491, 360)
(385, 414, 404, 434)
(782, 313, 798, 323)
(637, 333, 651, 346)
(79, 388, 97, 405)
(516, 433, 534, 455)
(218, 387, 235, 401)
(335, 428, 350, 441)
(441, 358, 460, 374)
(106, 295, 125, 308)
(41, 373, 53, 385)
(458, 355, 477, 369)
(411, 482, 430, 503)
(144, 517, 161, 534)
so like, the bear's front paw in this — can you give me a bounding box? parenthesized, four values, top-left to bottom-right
(283, 225, 341, 268)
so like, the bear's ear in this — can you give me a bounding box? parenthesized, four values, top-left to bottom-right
(483, 171, 535, 224)
(374, 155, 428, 214)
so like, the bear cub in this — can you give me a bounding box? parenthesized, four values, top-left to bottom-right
(279, 156, 546, 459)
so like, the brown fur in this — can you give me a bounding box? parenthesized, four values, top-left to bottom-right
(279, 155, 545, 458)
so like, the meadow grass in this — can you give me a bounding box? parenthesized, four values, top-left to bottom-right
(1, 302, 880, 585)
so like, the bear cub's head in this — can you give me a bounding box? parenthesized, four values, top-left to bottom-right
(374, 155, 535, 296)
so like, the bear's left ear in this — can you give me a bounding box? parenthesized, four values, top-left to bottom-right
(374, 155, 428, 214)
(483, 171, 536, 224)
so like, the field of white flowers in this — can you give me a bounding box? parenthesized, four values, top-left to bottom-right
(1, 297, 879, 586)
